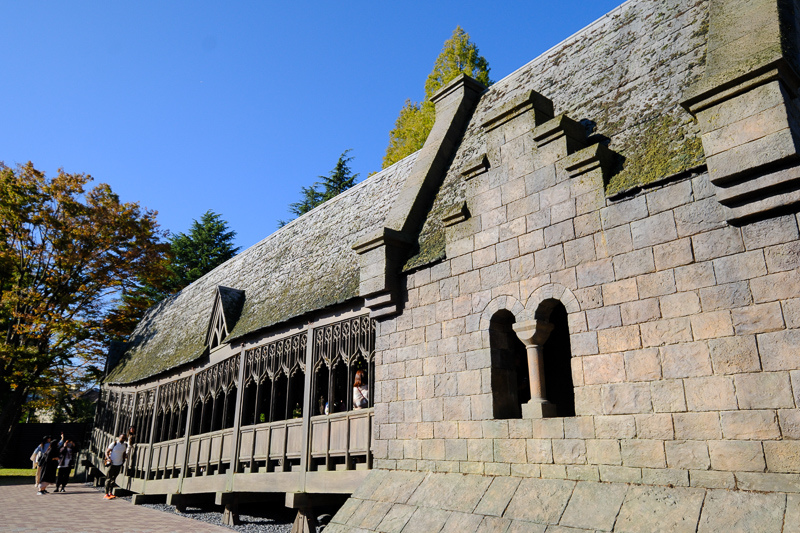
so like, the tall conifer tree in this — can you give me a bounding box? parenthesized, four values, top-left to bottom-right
(382, 26, 492, 169)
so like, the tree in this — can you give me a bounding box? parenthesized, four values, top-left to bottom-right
(0, 162, 167, 464)
(166, 210, 240, 292)
(104, 210, 240, 343)
(382, 26, 492, 169)
(319, 149, 358, 201)
(280, 150, 359, 226)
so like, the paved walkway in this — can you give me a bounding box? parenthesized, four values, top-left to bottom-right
(0, 478, 231, 533)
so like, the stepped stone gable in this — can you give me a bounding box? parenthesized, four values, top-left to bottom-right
(91, 0, 800, 530)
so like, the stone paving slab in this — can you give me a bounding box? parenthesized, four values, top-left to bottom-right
(0, 480, 230, 533)
(329, 470, 800, 533)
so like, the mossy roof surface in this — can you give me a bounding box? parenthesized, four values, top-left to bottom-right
(405, 0, 710, 271)
(106, 155, 417, 384)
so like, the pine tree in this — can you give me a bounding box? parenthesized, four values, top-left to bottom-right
(382, 26, 492, 169)
(168, 210, 240, 291)
(319, 149, 359, 201)
(279, 150, 359, 227)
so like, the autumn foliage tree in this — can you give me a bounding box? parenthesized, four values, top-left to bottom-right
(382, 26, 492, 169)
(0, 162, 167, 463)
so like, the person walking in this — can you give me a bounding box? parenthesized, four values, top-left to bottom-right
(104, 434, 127, 500)
(31, 436, 51, 489)
(37, 441, 59, 495)
(55, 439, 75, 492)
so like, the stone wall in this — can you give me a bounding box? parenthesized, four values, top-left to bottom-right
(326, 470, 798, 532)
(369, 92, 800, 494)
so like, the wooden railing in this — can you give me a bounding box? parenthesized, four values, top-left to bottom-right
(148, 437, 185, 479)
(309, 409, 372, 471)
(238, 417, 304, 473)
(186, 427, 236, 476)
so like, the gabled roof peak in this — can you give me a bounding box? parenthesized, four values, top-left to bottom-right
(206, 286, 245, 350)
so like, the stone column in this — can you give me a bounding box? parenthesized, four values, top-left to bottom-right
(512, 319, 557, 419)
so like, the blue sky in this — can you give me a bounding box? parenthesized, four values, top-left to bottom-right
(2, 1, 624, 250)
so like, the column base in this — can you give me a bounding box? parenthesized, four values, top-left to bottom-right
(522, 399, 557, 419)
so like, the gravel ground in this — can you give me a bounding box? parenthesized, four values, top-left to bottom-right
(86, 483, 294, 533)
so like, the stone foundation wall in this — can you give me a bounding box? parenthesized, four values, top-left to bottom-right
(326, 470, 797, 532)
(369, 96, 800, 494)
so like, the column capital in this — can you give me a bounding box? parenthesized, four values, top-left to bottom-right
(512, 319, 554, 346)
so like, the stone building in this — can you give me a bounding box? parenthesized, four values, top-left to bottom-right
(89, 0, 800, 530)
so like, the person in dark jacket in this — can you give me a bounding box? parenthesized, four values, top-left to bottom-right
(55, 439, 75, 492)
(37, 442, 59, 495)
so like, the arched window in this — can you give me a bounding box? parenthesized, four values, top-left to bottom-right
(539, 300, 575, 417)
(489, 310, 529, 419)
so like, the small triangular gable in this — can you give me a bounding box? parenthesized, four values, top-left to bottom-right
(205, 286, 245, 350)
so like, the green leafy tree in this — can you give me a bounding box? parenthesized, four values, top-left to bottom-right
(382, 26, 492, 169)
(104, 210, 240, 342)
(280, 150, 359, 226)
(0, 162, 167, 464)
(167, 210, 240, 291)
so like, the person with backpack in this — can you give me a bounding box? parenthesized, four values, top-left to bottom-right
(36, 440, 59, 495)
(104, 434, 127, 500)
(54, 439, 75, 492)
(30, 436, 51, 488)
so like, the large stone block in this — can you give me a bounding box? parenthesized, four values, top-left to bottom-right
(659, 291, 701, 319)
(646, 180, 693, 214)
(623, 348, 662, 382)
(586, 439, 622, 465)
(660, 341, 712, 378)
(765, 240, 800, 273)
(635, 413, 674, 440)
(650, 380, 687, 413)
(708, 440, 766, 472)
(721, 410, 781, 440)
(597, 325, 641, 353)
(503, 478, 576, 524)
(601, 383, 652, 414)
(552, 439, 587, 465)
(675, 262, 717, 291)
(620, 298, 661, 325)
(653, 238, 694, 271)
(684, 376, 737, 411)
(735, 372, 794, 409)
(630, 211, 678, 250)
(640, 317, 693, 347)
(586, 305, 622, 330)
(613, 248, 656, 280)
(636, 271, 676, 299)
(602, 278, 639, 305)
(690, 311, 734, 340)
(764, 441, 800, 474)
(692, 225, 744, 262)
(615, 485, 705, 533)
(666, 440, 710, 470)
(583, 353, 625, 385)
(759, 329, 800, 371)
(698, 281, 752, 311)
(673, 412, 721, 440)
(620, 439, 666, 469)
(594, 415, 636, 439)
(559, 481, 628, 531)
(697, 489, 786, 533)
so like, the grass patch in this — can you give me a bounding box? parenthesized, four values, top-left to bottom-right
(0, 468, 36, 476)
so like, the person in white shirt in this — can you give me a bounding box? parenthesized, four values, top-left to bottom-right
(352, 370, 369, 409)
(104, 434, 127, 499)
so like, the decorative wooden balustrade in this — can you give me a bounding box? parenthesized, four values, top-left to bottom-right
(88, 313, 375, 498)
